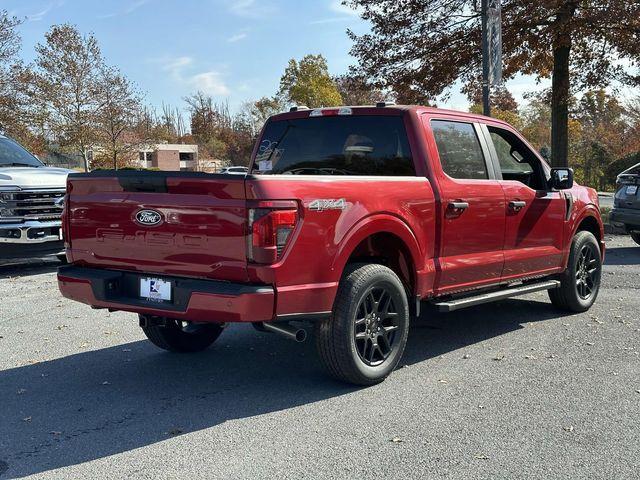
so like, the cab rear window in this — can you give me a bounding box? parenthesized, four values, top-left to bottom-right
(252, 115, 415, 176)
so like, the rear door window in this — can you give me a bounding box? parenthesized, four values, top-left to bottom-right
(253, 115, 415, 176)
(431, 120, 488, 180)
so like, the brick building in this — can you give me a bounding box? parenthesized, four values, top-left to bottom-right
(138, 144, 198, 171)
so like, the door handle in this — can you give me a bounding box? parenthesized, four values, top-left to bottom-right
(448, 201, 469, 211)
(509, 200, 527, 212)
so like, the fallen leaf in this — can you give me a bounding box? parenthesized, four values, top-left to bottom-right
(50, 431, 62, 435)
(474, 454, 489, 460)
(390, 437, 403, 443)
(462, 354, 471, 359)
(101, 381, 110, 385)
(492, 355, 505, 361)
(438, 379, 448, 384)
(563, 426, 574, 432)
(22, 417, 32, 422)
(585, 342, 595, 346)
(17, 389, 26, 395)
(525, 355, 537, 360)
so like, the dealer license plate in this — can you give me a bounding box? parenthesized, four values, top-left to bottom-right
(625, 185, 638, 196)
(140, 277, 172, 301)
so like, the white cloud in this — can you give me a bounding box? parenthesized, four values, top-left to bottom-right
(189, 72, 230, 96)
(227, 0, 274, 18)
(309, 17, 351, 25)
(158, 56, 230, 97)
(162, 56, 194, 79)
(227, 32, 248, 43)
(99, 0, 150, 19)
(26, 1, 64, 22)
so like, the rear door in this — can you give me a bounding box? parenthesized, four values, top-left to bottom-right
(425, 116, 506, 293)
(615, 164, 640, 211)
(481, 124, 565, 279)
(67, 172, 248, 282)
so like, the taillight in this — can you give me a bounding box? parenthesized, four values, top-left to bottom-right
(60, 194, 70, 248)
(248, 204, 298, 264)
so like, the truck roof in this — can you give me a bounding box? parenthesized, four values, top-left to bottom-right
(268, 105, 512, 128)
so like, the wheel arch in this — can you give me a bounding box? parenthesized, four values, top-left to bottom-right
(331, 214, 422, 296)
(573, 208, 605, 257)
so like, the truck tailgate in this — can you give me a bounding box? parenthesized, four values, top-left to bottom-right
(66, 172, 248, 282)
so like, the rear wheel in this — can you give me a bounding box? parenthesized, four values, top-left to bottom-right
(315, 264, 410, 386)
(549, 231, 602, 312)
(630, 232, 640, 246)
(140, 316, 224, 352)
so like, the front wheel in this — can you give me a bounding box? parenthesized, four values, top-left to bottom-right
(315, 264, 410, 386)
(549, 231, 602, 312)
(141, 316, 224, 352)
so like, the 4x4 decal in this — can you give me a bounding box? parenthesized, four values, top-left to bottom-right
(308, 198, 347, 212)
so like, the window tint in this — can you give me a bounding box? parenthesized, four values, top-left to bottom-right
(431, 121, 487, 180)
(488, 126, 547, 190)
(253, 116, 415, 176)
(0, 137, 43, 167)
(489, 131, 532, 174)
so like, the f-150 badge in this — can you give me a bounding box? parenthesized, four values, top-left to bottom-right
(308, 198, 347, 212)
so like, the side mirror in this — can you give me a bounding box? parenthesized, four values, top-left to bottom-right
(549, 168, 574, 190)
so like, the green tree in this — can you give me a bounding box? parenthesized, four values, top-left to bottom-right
(346, 0, 640, 167)
(279, 54, 342, 108)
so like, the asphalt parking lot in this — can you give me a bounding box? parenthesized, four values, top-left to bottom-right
(1, 235, 639, 479)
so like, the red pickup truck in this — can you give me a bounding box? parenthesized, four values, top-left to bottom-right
(58, 105, 604, 385)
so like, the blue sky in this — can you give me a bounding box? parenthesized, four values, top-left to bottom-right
(5, 0, 636, 115)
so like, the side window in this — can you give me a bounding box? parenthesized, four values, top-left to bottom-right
(488, 127, 546, 190)
(431, 120, 488, 180)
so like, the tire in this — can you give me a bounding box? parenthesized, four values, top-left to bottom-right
(631, 232, 640, 246)
(141, 316, 224, 353)
(549, 231, 602, 312)
(57, 253, 68, 263)
(315, 263, 410, 386)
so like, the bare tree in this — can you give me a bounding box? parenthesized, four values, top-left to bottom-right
(94, 66, 144, 169)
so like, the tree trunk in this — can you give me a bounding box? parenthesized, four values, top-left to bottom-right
(550, 2, 577, 168)
(551, 42, 571, 168)
(82, 147, 89, 172)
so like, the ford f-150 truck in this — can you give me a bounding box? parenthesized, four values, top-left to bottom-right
(58, 105, 604, 385)
(1, 134, 71, 263)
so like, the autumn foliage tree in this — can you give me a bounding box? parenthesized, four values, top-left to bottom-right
(279, 54, 342, 108)
(346, 0, 640, 167)
(31, 25, 104, 171)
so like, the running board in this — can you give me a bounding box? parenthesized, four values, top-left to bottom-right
(433, 280, 560, 312)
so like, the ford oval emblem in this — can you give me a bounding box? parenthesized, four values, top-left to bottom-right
(135, 209, 163, 226)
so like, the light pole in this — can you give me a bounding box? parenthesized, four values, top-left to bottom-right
(481, 0, 491, 117)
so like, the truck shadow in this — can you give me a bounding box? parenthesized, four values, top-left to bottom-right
(0, 261, 60, 280)
(603, 246, 640, 266)
(0, 298, 572, 478)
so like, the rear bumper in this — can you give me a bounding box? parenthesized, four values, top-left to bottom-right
(610, 207, 640, 231)
(57, 265, 275, 323)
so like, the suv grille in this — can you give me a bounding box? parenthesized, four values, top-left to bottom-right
(0, 189, 65, 222)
